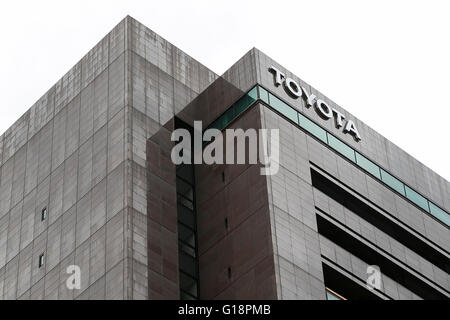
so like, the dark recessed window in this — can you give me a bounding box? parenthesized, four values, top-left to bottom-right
(221, 171, 225, 183)
(38, 254, 45, 268)
(41, 207, 47, 221)
(224, 217, 229, 230)
(227, 267, 232, 280)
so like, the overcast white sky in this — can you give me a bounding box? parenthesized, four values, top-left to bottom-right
(0, 0, 449, 181)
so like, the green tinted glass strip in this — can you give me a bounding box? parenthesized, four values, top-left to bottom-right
(405, 186, 430, 212)
(206, 89, 257, 131)
(429, 203, 450, 225)
(233, 95, 252, 115)
(206, 85, 450, 226)
(298, 113, 328, 143)
(268, 93, 299, 124)
(356, 152, 381, 179)
(380, 169, 405, 196)
(326, 291, 343, 301)
(248, 86, 258, 100)
(327, 134, 356, 162)
(258, 86, 269, 104)
(256, 85, 449, 226)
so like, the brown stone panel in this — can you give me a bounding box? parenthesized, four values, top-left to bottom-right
(196, 164, 270, 256)
(146, 120, 180, 299)
(195, 106, 277, 300)
(147, 173, 177, 233)
(196, 184, 229, 255)
(148, 268, 179, 300)
(215, 255, 277, 300)
(198, 206, 275, 299)
(146, 76, 277, 300)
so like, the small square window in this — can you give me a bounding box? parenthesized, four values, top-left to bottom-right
(41, 207, 47, 221)
(38, 254, 45, 268)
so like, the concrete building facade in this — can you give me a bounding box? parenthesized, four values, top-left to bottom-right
(0, 16, 448, 300)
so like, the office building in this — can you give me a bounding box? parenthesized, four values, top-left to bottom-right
(0, 16, 448, 300)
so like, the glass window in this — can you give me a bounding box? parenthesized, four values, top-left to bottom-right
(405, 186, 429, 212)
(327, 134, 356, 162)
(298, 113, 328, 143)
(178, 204, 195, 229)
(176, 165, 194, 183)
(355, 153, 381, 179)
(177, 194, 193, 210)
(248, 86, 258, 101)
(258, 86, 269, 104)
(178, 223, 195, 247)
(180, 291, 196, 300)
(176, 178, 194, 201)
(38, 254, 45, 268)
(268, 93, 299, 124)
(380, 169, 405, 196)
(208, 118, 223, 131)
(180, 272, 198, 297)
(220, 109, 236, 129)
(179, 251, 197, 278)
(179, 242, 196, 258)
(233, 96, 251, 115)
(326, 288, 345, 300)
(41, 207, 47, 221)
(429, 203, 450, 226)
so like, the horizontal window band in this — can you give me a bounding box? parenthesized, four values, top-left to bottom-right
(322, 258, 386, 300)
(316, 212, 448, 299)
(311, 166, 450, 273)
